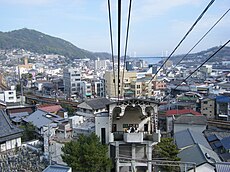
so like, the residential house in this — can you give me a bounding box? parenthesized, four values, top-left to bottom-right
(216, 96, 230, 120)
(43, 164, 72, 172)
(162, 109, 202, 133)
(178, 144, 221, 172)
(173, 115, 207, 134)
(175, 128, 221, 172)
(0, 109, 23, 152)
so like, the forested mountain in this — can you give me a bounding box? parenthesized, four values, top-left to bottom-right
(0, 28, 111, 59)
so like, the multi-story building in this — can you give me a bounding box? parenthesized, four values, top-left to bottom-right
(201, 97, 216, 119)
(95, 98, 160, 172)
(0, 90, 17, 103)
(216, 95, 230, 120)
(91, 79, 105, 98)
(94, 58, 110, 70)
(104, 70, 137, 98)
(63, 67, 81, 98)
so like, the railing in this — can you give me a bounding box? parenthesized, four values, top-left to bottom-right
(112, 131, 154, 142)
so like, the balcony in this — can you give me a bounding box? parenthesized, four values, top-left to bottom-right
(124, 132, 143, 143)
(111, 131, 158, 143)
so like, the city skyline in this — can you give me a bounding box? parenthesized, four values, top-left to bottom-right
(0, 0, 230, 56)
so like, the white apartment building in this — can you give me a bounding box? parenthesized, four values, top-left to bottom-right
(95, 98, 160, 172)
(0, 90, 17, 103)
(63, 67, 81, 98)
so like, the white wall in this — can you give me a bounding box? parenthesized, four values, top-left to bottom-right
(95, 116, 109, 144)
(0, 137, 22, 152)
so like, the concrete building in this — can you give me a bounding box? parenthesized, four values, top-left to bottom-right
(91, 79, 105, 97)
(95, 98, 160, 172)
(63, 67, 81, 98)
(0, 90, 17, 103)
(216, 96, 230, 120)
(201, 97, 216, 119)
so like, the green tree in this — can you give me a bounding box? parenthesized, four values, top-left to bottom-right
(19, 122, 36, 142)
(61, 133, 112, 172)
(153, 138, 180, 172)
(61, 103, 75, 116)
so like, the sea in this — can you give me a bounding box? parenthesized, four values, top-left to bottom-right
(129, 57, 163, 65)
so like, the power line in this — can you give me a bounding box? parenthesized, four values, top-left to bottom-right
(170, 8, 230, 72)
(107, 0, 117, 98)
(174, 40, 230, 90)
(121, 0, 133, 98)
(147, 0, 215, 86)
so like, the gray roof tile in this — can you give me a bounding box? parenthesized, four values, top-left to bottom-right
(0, 109, 23, 142)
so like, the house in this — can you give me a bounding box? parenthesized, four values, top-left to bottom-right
(216, 96, 230, 120)
(201, 96, 216, 119)
(174, 128, 211, 150)
(43, 164, 72, 172)
(95, 98, 160, 172)
(163, 109, 202, 132)
(0, 109, 23, 152)
(178, 144, 221, 172)
(76, 97, 110, 117)
(37, 104, 63, 114)
(173, 115, 207, 134)
(9, 112, 29, 125)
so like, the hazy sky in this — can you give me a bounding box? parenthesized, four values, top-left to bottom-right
(0, 0, 229, 56)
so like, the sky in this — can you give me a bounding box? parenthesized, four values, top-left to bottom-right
(0, 0, 229, 57)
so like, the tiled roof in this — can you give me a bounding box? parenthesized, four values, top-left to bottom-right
(175, 128, 211, 149)
(85, 98, 111, 110)
(178, 144, 221, 168)
(0, 109, 23, 142)
(43, 164, 71, 172)
(37, 104, 62, 113)
(174, 115, 207, 125)
(221, 136, 230, 150)
(216, 96, 230, 103)
(165, 109, 202, 116)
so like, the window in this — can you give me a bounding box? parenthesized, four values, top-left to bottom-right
(101, 128, 106, 144)
(137, 85, 140, 89)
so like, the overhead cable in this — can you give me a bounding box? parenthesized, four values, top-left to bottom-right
(121, 0, 133, 98)
(173, 39, 230, 90)
(107, 0, 117, 97)
(118, 0, 122, 101)
(147, 0, 215, 85)
(171, 8, 230, 71)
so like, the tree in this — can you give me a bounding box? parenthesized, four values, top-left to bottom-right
(61, 133, 112, 172)
(19, 122, 36, 142)
(153, 138, 180, 172)
(61, 103, 75, 116)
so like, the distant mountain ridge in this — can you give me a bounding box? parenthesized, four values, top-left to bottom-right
(0, 28, 111, 59)
(171, 46, 230, 63)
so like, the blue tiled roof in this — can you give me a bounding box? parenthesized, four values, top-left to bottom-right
(43, 165, 71, 172)
(221, 136, 230, 150)
(216, 96, 230, 103)
(207, 134, 218, 142)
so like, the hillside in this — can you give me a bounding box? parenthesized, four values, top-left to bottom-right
(171, 46, 230, 64)
(0, 28, 111, 59)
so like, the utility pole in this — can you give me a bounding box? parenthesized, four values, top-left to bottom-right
(18, 56, 24, 104)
